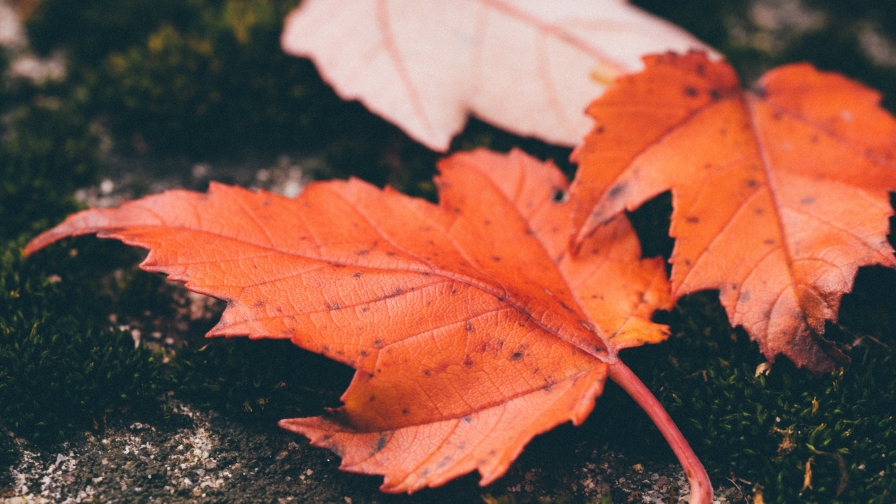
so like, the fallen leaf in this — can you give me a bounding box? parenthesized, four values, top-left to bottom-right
(802, 458, 813, 491)
(570, 51, 896, 373)
(26, 149, 712, 500)
(281, 0, 712, 151)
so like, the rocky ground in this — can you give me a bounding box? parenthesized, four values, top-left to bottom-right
(0, 402, 745, 504)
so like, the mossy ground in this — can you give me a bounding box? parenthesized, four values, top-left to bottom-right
(2, 0, 896, 502)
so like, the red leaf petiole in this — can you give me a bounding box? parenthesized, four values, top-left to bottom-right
(608, 360, 713, 504)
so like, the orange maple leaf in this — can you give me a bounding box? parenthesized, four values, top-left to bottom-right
(25, 149, 712, 501)
(570, 51, 896, 373)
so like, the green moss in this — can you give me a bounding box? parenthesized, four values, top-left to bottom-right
(0, 37, 165, 454)
(0, 96, 100, 239)
(617, 283, 896, 504)
(169, 334, 351, 423)
(27, 0, 344, 159)
(0, 238, 164, 445)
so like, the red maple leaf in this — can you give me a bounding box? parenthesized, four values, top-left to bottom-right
(26, 149, 712, 501)
(570, 51, 896, 373)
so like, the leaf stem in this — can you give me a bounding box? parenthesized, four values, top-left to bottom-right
(607, 360, 713, 504)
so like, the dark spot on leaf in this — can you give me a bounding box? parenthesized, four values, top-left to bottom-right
(379, 287, 405, 301)
(423, 369, 431, 376)
(607, 183, 626, 199)
(559, 301, 574, 312)
(492, 255, 501, 262)
(764, 238, 776, 245)
(463, 356, 474, 367)
(596, 126, 604, 134)
(253, 300, 265, 307)
(361, 306, 369, 312)
(325, 301, 341, 310)
(739, 291, 752, 302)
(462, 416, 473, 423)
(683, 259, 692, 266)
(746, 179, 758, 188)
(686, 216, 699, 223)
(466, 322, 474, 333)
(709, 88, 721, 101)
(359, 350, 368, 357)
(401, 408, 409, 415)
(684, 86, 698, 97)
(754, 208, 764, 215)
(357, 249, 368, 256)
(372, 434, 388, 455)
(511, 352, 524, 361)
(551, 188, 568, 203)
(352, 272, 362, 278)
(373, 339, 383, 348)
(800, 196, 816, 205)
